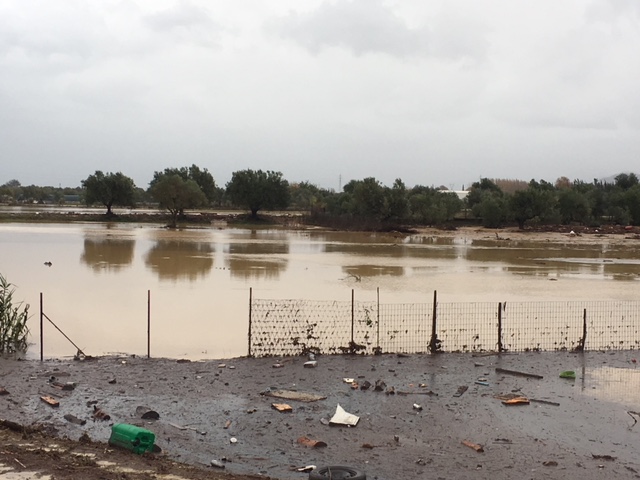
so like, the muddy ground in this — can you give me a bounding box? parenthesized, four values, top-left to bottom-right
(2, 351, 640, 480)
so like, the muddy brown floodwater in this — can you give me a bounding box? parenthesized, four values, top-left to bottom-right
(3, 350, 640, 480)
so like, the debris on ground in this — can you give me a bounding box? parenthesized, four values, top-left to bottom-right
(329, 404, 360, 426)
(495, 367, 543, 379)
(272, 403, 293, 412)
(454, 386, 468, 397)
(297, 436, 327, 448)
(462, 440, 484, 452)
(136, 406, 160, 419)
(64, 414, 86, 425)
(40, 395, 59, 407)
(261, 389, 326, 402)
(502, 396, 530, 406)
(559, 370, 576, 379)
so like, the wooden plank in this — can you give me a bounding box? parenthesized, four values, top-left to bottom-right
(40, 396, 59, 407)
(495, 367, 543, 379)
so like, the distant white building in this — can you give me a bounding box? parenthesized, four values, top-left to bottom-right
(438, 190, 469, 201)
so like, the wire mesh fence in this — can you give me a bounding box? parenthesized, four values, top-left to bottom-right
(249, 291, 640, 357)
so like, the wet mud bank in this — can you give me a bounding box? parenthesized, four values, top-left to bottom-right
(2, 351, 640, 479)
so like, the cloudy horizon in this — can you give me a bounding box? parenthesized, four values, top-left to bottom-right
(1, 0, 639, 191)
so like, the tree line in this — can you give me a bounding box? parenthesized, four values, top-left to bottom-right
(1, 168, 640, 229)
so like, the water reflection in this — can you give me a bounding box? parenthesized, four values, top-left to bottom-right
(585, 366, 640, 408)
(80, 237, 135, 272)
(224, 240, 289, 280)
(144, 240, 214, 281)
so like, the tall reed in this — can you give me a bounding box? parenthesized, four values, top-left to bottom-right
(0, 274, 30, 355)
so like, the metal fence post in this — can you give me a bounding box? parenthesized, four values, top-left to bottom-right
(497, 302, 503, 352)
(376, 287, 380, 353)
(147, 290, 151, 359)
(248, 287, 253, 357)
(429, 290, 440, 353)
(350, 289, 355, 352)
(40, 292, 43, 362)
(575, 308, 587, 351)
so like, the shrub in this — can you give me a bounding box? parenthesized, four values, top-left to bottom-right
(0, 274, 30, 355)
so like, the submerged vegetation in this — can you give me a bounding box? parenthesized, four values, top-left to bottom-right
(0, 274, 30, 355)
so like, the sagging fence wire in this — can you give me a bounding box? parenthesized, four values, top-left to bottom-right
(248, 290, 640, 357)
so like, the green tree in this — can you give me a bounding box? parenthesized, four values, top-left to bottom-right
(226, 169, 290, 219)
(383, 179, 409, 221)
(81, 171, 137, 215)
(149, 165, 217, 206)
(148, 174, 207, 228)
(558, 189, 591, 224)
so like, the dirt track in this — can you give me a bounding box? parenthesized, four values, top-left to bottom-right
(2, 351, 640, 480)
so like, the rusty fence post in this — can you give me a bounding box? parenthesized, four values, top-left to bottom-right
(497, 302, 503, 353)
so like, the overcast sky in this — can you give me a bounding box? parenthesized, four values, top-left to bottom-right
(1, 0, 639, 191)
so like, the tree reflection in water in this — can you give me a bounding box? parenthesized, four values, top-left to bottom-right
(81, 238, 135, 272)
(224, 241, 289, 279)
(144, 240, 214, 281)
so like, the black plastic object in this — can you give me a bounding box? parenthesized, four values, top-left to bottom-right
(309, 466, 366, 480)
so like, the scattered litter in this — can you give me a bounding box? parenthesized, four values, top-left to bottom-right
(462, 440, 484, 453)
(502, 396, 530, 406)
(295, 465, 316, 473)
(493, 438, 512, 444)
(329, 404, 360, 427)
(108, 378, 117, 384)
(304, 361, 318, 368)
(350, 381, 359, 390)
(261, 389, 326, 402)
(386, 386, 395, 395)
(559, 370, 576, 379)
(224, 420, 232, 429)
(0, 387, 9, 395)
(374, 380, 387, 391)
(92, 405, 111, 421)
(592, 454, 616, 461)
(398, 390, 437, 396)
(530, 398, 560, 407)
(272, 403, 293, 412)
(64, 414, 86, 425)
(136, 406, 160, 420)
(543, 460, 558, 467)
(454, 386, 468, 397)
(50, 381, 76, 391)
(272, 363, 284, 368)
(297, 436, 327, 448)
(218, 364, 226, 368)
(362, 443, 376, 449)
(320, 418, 330, 425)
(40, 395, 59, 407)
(413, 403, 423, 411)
(210, 459, 225, 469)
(495, 367, 543, 379)
(475, 381, 489, 386)
(474, 362, 484, 367)
(343, 378, 355, 383)
(360, 380, 372, 390)
(230, 437, 238, 444)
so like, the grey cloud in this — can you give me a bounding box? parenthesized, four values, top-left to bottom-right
(269, 0, 430, 57)
(142, 1, 221, 46)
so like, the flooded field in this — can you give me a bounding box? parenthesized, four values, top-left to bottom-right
(1, 223, 639, 360)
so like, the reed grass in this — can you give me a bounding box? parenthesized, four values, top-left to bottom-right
(0, 274, 30, 355)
